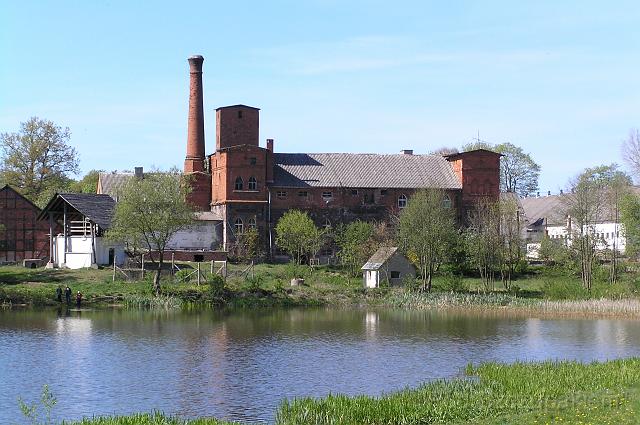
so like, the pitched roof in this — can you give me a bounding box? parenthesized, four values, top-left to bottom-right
(0, 185, 42, 212)
(97, 172, 134, 199)
(38, 193, 116, 230)
(273, 153, 462, 189)
(362, 247, 400, 270)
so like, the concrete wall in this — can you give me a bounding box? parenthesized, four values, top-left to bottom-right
(167, 220, 222, 250)
(526, 222, 628, 259)
(53, 236, 125, 269)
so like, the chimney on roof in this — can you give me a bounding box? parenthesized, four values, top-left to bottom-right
(560, 189, 563, 195)
(134, 167, 143, 179)
(537, 191, 540, 198)
(548, 190, 551, 196)
(401, 149, 413, 155)
(266, 138, 274, 152)
(184, 55, 205, 173)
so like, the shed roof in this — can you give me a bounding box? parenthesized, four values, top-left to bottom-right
(273, 153, 462, 189)
(97, 172, 134, 199)
(38, 193, 116, 230)
(362, 247, 400, 270)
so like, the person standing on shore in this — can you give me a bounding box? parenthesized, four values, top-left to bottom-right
(76, 291, 83, 308)
(64, 285, 72, 305)
(55, 286, 62, 303)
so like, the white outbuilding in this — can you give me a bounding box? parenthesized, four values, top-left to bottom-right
(361, 247, 415, 288)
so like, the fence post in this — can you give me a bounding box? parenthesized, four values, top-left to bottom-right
(141, 254, 145, 279)
(251, 260, 254, 279)
(171, 252, 175, 276)
(112, 260, 116, 283)
(197, 262, 201, 286)
(210, 260, 214, 275)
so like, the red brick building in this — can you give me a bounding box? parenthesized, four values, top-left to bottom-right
(0, 185, 51, 263)
(182, 55, 501, 255)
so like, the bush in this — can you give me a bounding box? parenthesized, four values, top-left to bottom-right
(542, 279, 589, 300)
(435, 274, 469, 292)
(207, 274, 225, 300)
(591, 281, 633, 300)
(173, 269, 192, 283)
(402, 275, 421, 292)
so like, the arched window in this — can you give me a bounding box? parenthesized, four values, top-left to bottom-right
(248, 217, 257, 230)
(248, 177, 257, 191)
(234, 218, 244, 234)
(234, 177, 243, 191)
(442, 194, 452, 209)
(323, 218, 331, 230)
(398, 194, 408, 209)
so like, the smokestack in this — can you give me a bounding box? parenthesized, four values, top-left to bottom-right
(185, 55, 205, 173)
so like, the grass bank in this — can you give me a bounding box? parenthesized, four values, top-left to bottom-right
(23, 358, 640, 424)
(277, 358, 640, 424)
(2, 263, 640, 316)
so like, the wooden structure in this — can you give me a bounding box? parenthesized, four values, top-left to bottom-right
(361, 247, 415, 288)
(38, 193, 124, 269)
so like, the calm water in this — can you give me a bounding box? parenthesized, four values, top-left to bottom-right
(1, 307, 640, 423)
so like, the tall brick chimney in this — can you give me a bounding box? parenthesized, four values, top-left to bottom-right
(185, 55, 205, 173)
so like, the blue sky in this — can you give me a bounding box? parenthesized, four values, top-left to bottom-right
(1, 0, 639, 192)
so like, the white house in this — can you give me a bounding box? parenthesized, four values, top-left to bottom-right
(361, 247, 415, 288)
(39, 193, 126, 269)
(520, 192, 630, 260)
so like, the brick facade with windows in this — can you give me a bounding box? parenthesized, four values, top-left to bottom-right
(181, 55, 501, 255)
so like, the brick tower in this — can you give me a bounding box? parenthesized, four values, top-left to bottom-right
(184, 55, 211, 210)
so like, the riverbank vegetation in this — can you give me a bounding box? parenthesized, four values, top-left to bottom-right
(19, 358, 640, 424)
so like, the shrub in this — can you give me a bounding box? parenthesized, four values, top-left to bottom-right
(436, 274, 469, 292)
(173, 269, 192, 284)
(542, 279, 589, 300)
(207, 274, 225, 300)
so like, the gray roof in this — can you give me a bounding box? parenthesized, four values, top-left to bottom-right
(38, 193, 116, 230)
(98, 172, 134, 199)
(362, 247, 400, 270)
(273, 153, 462, 189)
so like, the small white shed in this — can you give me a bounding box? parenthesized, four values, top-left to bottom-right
(361, 247, 415, 288)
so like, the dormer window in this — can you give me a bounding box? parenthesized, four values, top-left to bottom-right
(248, 177, 257, 191)
(234, 177, 243, 191)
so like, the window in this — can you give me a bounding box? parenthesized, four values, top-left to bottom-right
(323, 218, 331, 229)
(398, 194, 407, 209)
(248, 217, 257, 230)
(277, 191, 287, 198)
(442, 194, 452, 209)
(234, 218, 244, 234)
(248, 177, 257, 191)
(380, 189, 388, 196)
(298, 191, 308, 197)
(364, 192, 375, 204)
(322, 191, 333, 200)
(390, 271, 401, 279)
(351, 189, 359, 196)
(193, 254, 204, 262)
(250, 157, 257, 165)
(234, 177, 243, 191)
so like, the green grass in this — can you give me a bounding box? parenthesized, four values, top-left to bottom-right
(275, 358, 640, 424)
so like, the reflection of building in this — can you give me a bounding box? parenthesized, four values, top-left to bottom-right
(0, 185, 52, 263)
(521, 192, 630, 259)
(179, 55, 502, 256)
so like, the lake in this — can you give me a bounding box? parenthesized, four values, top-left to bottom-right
(1, 307, 640, 423)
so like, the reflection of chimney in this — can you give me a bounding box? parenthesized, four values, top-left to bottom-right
(266, 138, 274, 152)
(185, 55, 205, 173)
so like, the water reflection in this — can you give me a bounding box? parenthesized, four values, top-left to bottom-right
(1, 308, 640, 424)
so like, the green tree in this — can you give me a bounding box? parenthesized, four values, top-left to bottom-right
(68, 169, 103, 193)
(563, 165, 629, 290)
(1, 117, 79, 201)
(107, 170, 194, 295)
(465, 198, 502, 291)
(335, 220, 375, 277)
(621, 193, 640, 258)
(499, 196, 524, 289)
(275, 210, 324, 265)
(398, 189, 458, 292)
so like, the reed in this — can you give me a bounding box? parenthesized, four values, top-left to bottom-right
(122, 294, 183, 310)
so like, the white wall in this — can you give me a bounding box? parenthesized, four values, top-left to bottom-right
(526, 222, 627, 259)
(53, 236, 125, 269)
(364, 270, 378, 288)
(166, 221, 222, 250)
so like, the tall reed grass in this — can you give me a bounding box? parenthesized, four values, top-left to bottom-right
(123, 295, 182, 310)
(63, 412, 234, 424)
(276, 358, 640, 424)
